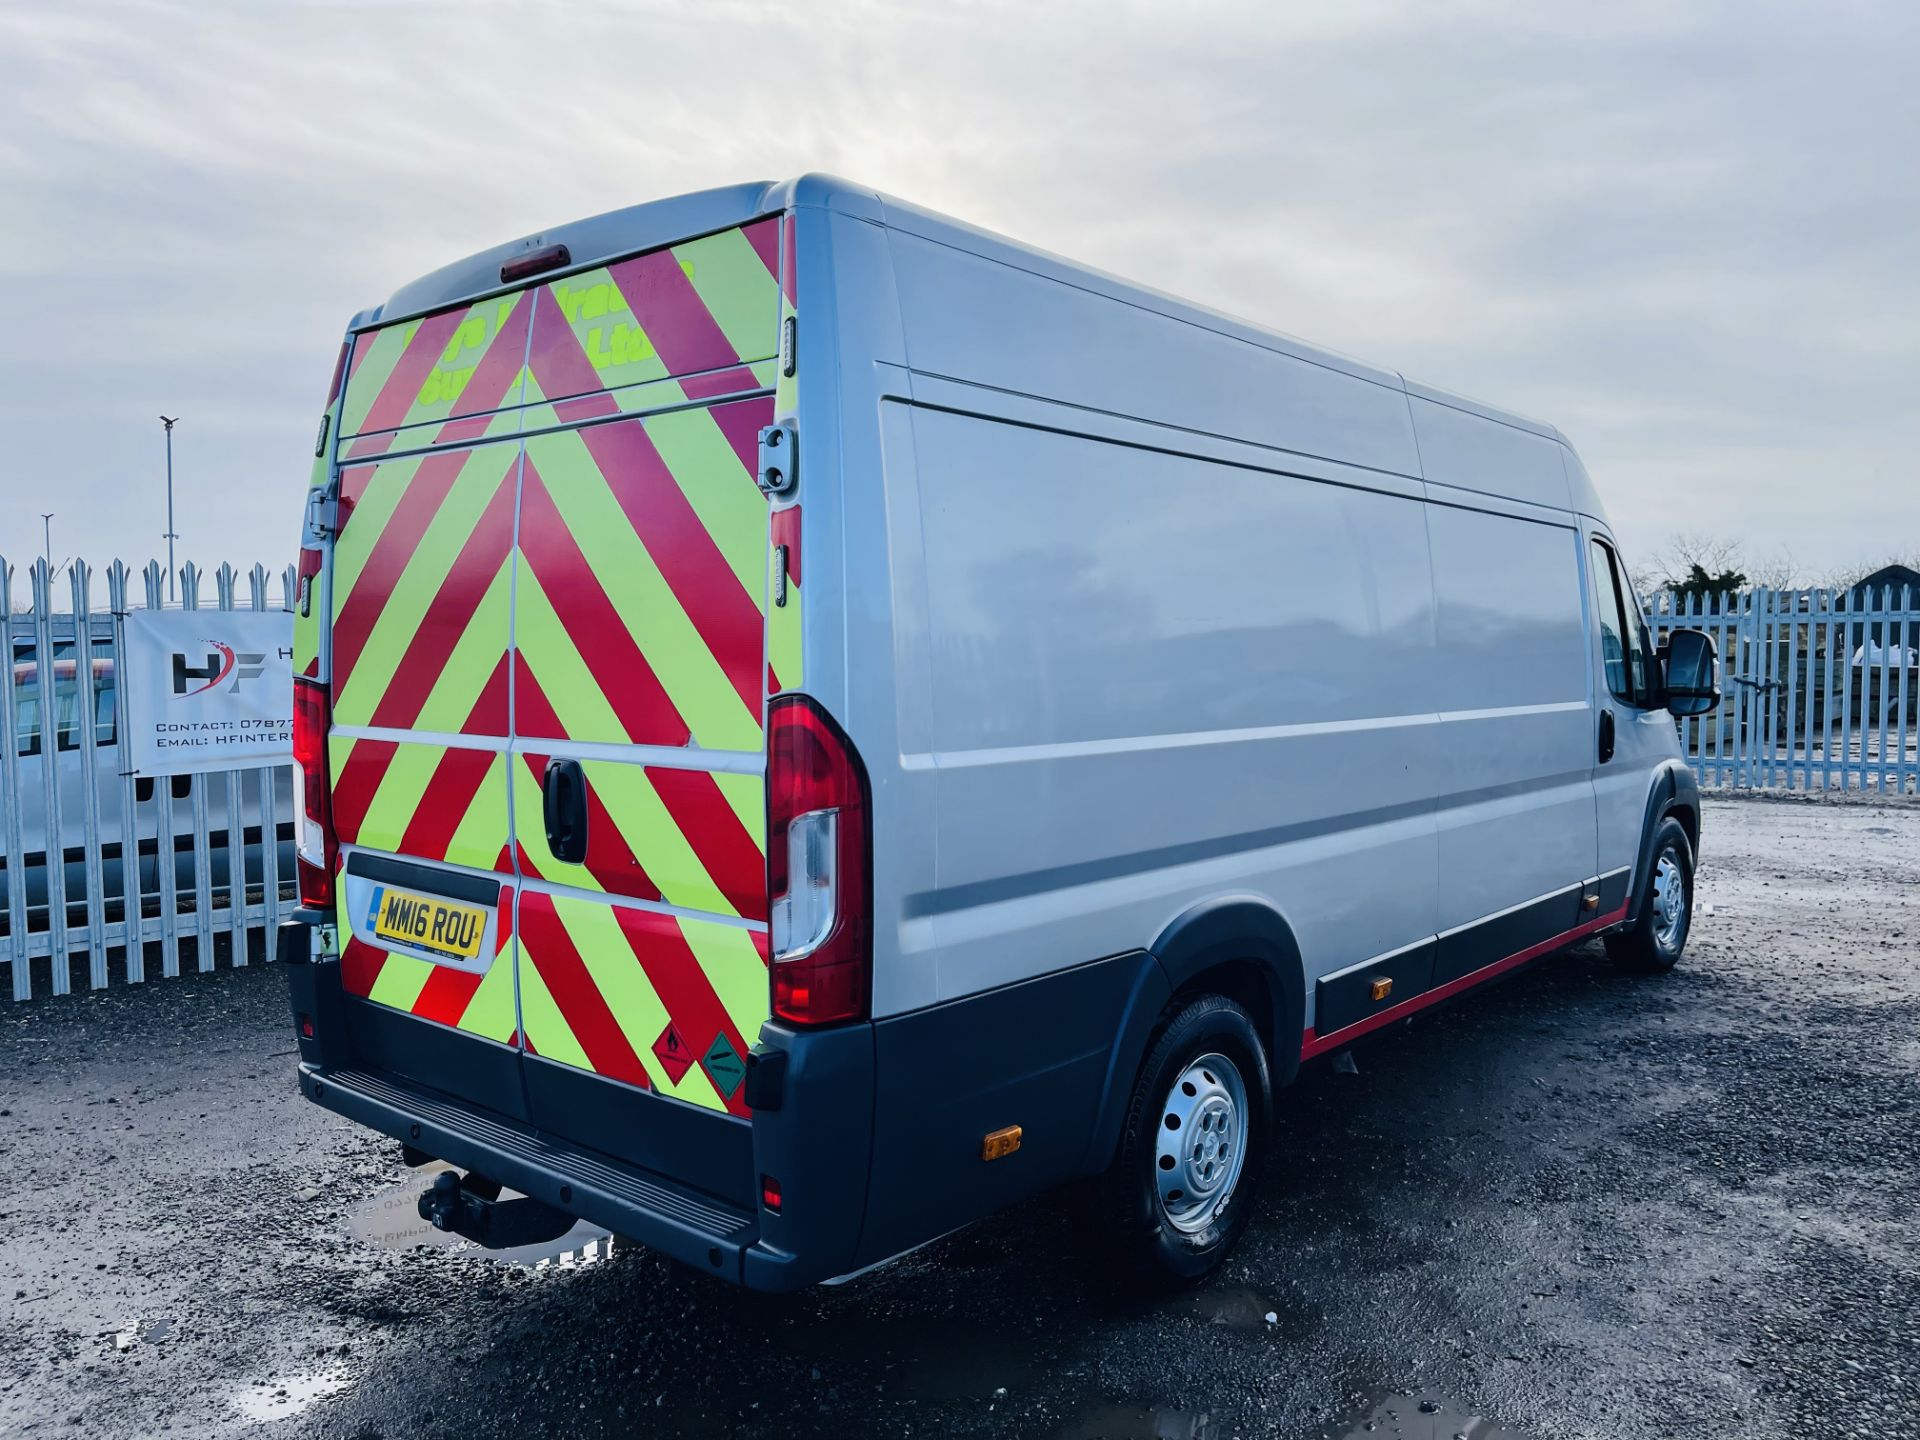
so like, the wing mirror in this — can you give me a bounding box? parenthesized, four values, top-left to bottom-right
(1660, 628, 1721, 716)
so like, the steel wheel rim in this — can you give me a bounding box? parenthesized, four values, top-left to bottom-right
(1154, 1051, 1249, 1235)
(1652, 850, 1687, 951)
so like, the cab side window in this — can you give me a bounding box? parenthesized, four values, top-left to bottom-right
(1589, 539, 1634, 703)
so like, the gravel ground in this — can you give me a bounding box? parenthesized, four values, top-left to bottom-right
(2, 793, 1916, 1439)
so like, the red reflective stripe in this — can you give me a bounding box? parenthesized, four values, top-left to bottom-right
(396, 744, 497, 866)
(647, 765, 766, 921)
(410, 964, 484, 1027)
(609, 248, 738, 375)
(341, 936, 387, 997)
(576, 420, 765, 718)
(770, 502, 801, 586)
(524, 285, 616, 407)
(515, 753, 661, 902)
(610, 905, 752, 1117)
(328, 738, 398, 847)
(353, 308, 467, 436)
(516, 459, 690, 745)
(364, 472, 516, 733)
(742, 216, 780, 284)
(681, 365, 761, 403)
(1299, 902, 1631, 1061)
(331, 449, 471, 691)
(443, 301, 527, 420)
(520, 894, 652, 1088)
(780, 214, 797, 306)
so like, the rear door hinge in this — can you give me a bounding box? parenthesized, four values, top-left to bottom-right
(757, 423, 796, 497)
(302, 481, 340, 543)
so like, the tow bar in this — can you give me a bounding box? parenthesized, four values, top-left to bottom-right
(417, 1170, 576, 1250)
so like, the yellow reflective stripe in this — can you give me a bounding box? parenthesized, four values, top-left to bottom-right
(508, 752, 605, 893)
(678, 915, 772, 1049)
(354, 743, 442, 852)
(331, 456, 415, 601)
(332, 446, 516, 726)
(550, 898, 724, 1110)
(769, 567, 802, 690)
(409, 559, 512, 734)
(712, 770, 766, 853)
(676, 226, 780, 362)
(366, 951, 432, 1011)
(339, 322, 417, 436)
(454, 957, 518, 1041)
(531, 430, 762, 751)
(513, 566, 630, 745)
(443, 754, 509, 873)
(589, 762, 736, 918)
(642, 406, 766, 603)
(517, 961, 594, 1071)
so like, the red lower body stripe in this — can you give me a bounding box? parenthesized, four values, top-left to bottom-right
(1299, 902, 1630, 1061)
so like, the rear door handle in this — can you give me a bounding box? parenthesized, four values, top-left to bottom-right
(1597, 708, 1616, 764)
(542, 759, 588, 864)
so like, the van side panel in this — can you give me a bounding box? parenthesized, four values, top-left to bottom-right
(898, 404, 1442, 1018)
(1424, 497, 1595, 971)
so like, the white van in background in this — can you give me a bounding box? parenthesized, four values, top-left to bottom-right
(286, 176, 1720, 1289)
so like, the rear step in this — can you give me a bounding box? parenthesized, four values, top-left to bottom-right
(301, 1064, 756, 1279)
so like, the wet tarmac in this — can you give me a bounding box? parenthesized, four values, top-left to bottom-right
(3, 794, 1917, 1438)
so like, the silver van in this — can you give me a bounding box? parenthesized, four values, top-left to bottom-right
(285, 176, 1720, 1289)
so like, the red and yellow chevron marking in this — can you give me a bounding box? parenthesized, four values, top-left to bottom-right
(329, 734, 512, 875)
(523, 216, 779, 402)
(330, 443, 518, 735)
(339, 293, 532, 451)
(513, 753, 765, 919)
(338, 879, 518, 1040)
(514, 395, 775, 753)
(516, 889, 768, 1117)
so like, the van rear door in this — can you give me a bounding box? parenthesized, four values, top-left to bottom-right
(506, 222, 781, 1189)
(325, 293, 533, 1114)
(319, 216, 786, 1193)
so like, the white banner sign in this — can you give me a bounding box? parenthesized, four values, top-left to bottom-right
(121, 609, 295, 775)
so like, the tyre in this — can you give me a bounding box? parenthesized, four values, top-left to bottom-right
(1094, 993, 1271, 1289)
(1604, 816, 1694, 973)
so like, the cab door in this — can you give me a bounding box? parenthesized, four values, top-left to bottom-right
(1584, 528, 1666, 914)
(504, 218, 784, 1190)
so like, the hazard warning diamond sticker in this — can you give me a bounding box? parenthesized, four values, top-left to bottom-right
(651, 1022, 695, 1085)
(702, 1032, 746, 1100)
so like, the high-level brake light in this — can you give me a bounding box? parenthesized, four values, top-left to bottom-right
(767, 696, 870, 1026)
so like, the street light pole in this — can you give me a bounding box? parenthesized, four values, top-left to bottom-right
(160, 415, 179, 604)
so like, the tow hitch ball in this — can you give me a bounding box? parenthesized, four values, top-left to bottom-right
(415, 1169, 575, 1249)
(418, 1169, 483, 1235)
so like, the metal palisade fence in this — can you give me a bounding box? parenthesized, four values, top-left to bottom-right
(0, 569, 1912, 1002)
(1645, 585, 1918, 792)
(0, 556, 297, 1002)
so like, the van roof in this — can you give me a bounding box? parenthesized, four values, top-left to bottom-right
(356, 172, 1566, 450)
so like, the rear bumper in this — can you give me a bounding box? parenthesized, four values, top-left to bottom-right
(280, 920, 869, 1291)
(296, 1061, 761, 1281)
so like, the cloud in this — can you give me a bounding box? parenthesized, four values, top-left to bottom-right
(0, 0, 1914, 590)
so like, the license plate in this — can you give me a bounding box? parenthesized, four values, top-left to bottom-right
(367, 885, 488, 962)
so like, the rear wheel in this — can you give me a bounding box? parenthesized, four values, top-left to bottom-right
(1094, 993, 1270, 1289)
(1605, 816, 1694, 973)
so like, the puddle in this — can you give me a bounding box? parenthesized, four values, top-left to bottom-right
(1058, 1405, 1220, 1439)
(1188, 1286, 1278, 1328)
(230, 1367, 351, 1423)
(1058, 1392, 1536, 1440)
(1299, 1391, 1540, 1439)
(344, 1162, 618, 1269)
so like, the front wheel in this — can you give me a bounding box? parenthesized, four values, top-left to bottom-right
(1605, 816, 1695, 973)
(1094, 993, 1271, 1289)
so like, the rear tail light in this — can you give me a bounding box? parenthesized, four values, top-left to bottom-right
(292, 677, 336, 910)
(767, 695, 870, 1026)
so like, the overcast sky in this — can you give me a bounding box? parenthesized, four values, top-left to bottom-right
(3, 0, 1915, 599)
